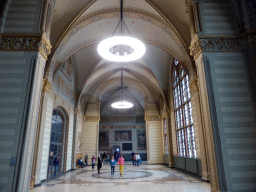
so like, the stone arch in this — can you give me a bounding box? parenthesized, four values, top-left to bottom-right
(49, 106, 70, 176)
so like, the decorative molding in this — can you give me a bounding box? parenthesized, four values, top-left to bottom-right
(185, 0, 194, 12)
(190, 78, 199, 94)
(42, 79, 52, 93)
(189, 37, 242, 60)
(0, 34, 52, 59)
(145, 115, 161, 121)
(185, 0, 194, 7)
(84, 115, 100, 122)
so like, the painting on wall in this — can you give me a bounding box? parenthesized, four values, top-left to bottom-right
(115, 130, 132, 141)
(57, 76, 74, 101)
(99, 131, 109, 151)
(60, 59, 73, 82)
(137, 130, 146, 150)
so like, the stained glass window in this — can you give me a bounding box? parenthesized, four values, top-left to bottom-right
(172, 59, 197, 158)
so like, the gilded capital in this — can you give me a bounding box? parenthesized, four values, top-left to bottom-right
(145, 115, 161, 121)
(84, 115, 100, 122)
(185, 0, 194, 12)
(0, 34, 52, 59)
(189, 36, 242, 60)
(42, 79, 52, 93)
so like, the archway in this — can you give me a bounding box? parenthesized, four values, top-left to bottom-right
(47, 108, 68, 181)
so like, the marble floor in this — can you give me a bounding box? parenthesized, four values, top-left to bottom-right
(30, 163, 210, 192)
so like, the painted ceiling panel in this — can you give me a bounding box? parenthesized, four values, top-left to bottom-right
(142, 44, 171, 90)
(73, 44, 102, 92)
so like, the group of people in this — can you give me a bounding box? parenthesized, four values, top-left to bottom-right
(102, 152, 110, 163)
(131, 151, 142, 166)
(77, 154, 88, 168)
(91, 153, 125, 177)
(79, 152, 148, 177)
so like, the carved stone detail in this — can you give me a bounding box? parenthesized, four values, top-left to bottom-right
(84, 115, 100, 122)
(145, 115, 161, 121)
(42, 79, 52, 93)
(0, 34, 52, 59)
(185, 0, 194, 12)
(190, 37, 242, 59)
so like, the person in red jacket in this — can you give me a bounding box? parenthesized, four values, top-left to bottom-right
(118, 154, 125, 177)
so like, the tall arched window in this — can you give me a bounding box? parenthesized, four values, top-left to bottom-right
(172, 59, 196, 158)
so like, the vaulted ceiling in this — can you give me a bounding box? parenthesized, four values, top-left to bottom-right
(49, 0, 192, 113)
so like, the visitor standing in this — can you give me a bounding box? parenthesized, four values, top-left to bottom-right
(116, 152, 120, 162)
(92, 155, 96, 170)
(107, 153, 110, 163)
(131, 151, 135, 165)
(118, 154, 125, 177)
(110, 156, 116, 177)
(103, 152, 106, 164)
(97, 154, 102, 174)
(53, 155, 60, 176)
(84, 154, 88, 166)
(136, 153, 141, 167)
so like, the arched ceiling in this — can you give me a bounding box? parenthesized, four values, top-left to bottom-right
(49, 0, 192, 113)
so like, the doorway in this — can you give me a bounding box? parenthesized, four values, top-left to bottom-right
(47, 109, 65, 180)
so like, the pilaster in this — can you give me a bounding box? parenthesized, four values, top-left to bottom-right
(144, 114, 163, 164)
(190, 33, 256, 191)
(81, 110, 100, 165)
(32, 78, 53, 187)
(189, 78, 209, 181)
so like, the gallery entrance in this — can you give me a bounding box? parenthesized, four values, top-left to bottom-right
(111, 145, 121, 159)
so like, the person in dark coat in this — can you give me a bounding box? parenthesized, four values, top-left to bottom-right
(97, 154, 102, 174)
(53, 155, 60, 176)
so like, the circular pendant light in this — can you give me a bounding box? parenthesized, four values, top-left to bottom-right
(98, 36, 146, 62)
(97, 0, 146, 62)
(111, 100, 133, 109)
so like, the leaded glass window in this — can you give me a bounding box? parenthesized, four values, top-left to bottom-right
(172, 59, 197, 158)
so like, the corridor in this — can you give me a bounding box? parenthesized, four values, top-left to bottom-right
(30, 164, 210, 192)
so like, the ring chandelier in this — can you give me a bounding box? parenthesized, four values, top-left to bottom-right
(111, 67, 133, 109)
(97, 0, 146, 62)
(111, 100, 133, 109)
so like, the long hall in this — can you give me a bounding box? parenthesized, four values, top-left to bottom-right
(0, 0, 255, 192)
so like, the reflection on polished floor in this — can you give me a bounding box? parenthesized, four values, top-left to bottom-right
(30, 164, 210, 192)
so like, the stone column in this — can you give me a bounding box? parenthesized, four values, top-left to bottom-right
(32, 79, 53, 187)
(187, 1, 256, 191)
(81, 115, 100, 165)
(0, 0, 54, 190)
(0, 35, 51, 192)
(145, 114, 163, 164)
(71, 108, 79, 170)
(190, 36, 256, 191)
(166, 107, 175, 168)
(190, 78, 209, 181)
